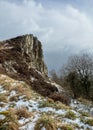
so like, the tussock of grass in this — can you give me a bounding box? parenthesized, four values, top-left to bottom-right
(9, 95, 19, 102)
(0, 74, 16, 91)
(0, 108, 19, 130)
(0, 122, 19, 130)
(81, 117, 93, 126)
(15, 107, 34, 120)
(65, 110, 76, 120)
(0, 109, 17, 122)
(39, 100, 55, 108)
(0, 93, 8, 103)
(58, 124, 74, 130)
(1, 82, 14, 91)
(39, 100, 70, 110)
(34, 115, 57, 130)
(56, 101, 70, 110)
(85, 118, 93, 126)
(0, 74, 32, 100)
(14, 85, 31, 100)
(79, 111, 90, 117)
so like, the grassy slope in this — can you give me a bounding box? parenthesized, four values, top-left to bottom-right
(0, 74, 93, 130)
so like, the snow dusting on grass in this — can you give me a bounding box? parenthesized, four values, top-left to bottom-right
(0, 74, 93, 130)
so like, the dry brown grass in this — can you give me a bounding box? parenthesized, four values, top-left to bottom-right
(14, 84, 31, 100)
(0, 108, 19, 130)
(0, 74, 32, 100)
(0, 74, 16, 91)
(34, 115, 57, 130)
(0, 102, 6, 107)
(0, 122, 19, 130)
(85, 118, 93, 126)
(15, 107, 34, 120)
(65, 110, 76, 120)
(0, 107, 34, 130)
(39, 100, 70, 110)
(0, 93, 8, 103)
(49, 93, 70, 105)
(9, 95, 19, 102)
(58, 124, 74, 130)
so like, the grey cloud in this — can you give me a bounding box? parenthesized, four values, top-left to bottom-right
(0, 0, 93, 71)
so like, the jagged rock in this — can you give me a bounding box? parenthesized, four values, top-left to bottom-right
(0, 34, 48, 76)
(0, 34, 70, 104)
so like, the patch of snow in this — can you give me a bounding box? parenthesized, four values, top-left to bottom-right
(41, 127, 46, 130)
(35, 69, 42, 75)
(50, 82, 63, 92)
(39, 107, 55, 113)
(0, 74, 6, 78)
(0, 115, 5, 119)
(19, 95, 26, 100)
(20, 114, 40, 130)
(15, 99, 39, 112)
(9, 90, 16, 97)
(39, 107, 66, 115)
(15, 99, 29, 108)
(1, 74, 93, 130)
(55, 109, 66, 115)
(90, 108, 93, 117)
(19, 117, 31, 125)
(31, 77, 35, 81)
(28, 100, 39, 111)
(63, 118, 93, 130)
(0, 85, 7, 93)
(70, 99, 91, 113)
(30, 76, 36, 82)
(0, 104, 10, 112)
(58, 128, 61, 130)
(45, 80, 63, 93)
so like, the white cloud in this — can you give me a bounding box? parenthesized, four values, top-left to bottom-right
(0, 0, 93, 70)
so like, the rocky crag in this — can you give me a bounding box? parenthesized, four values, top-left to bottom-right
(0, 34, 47, 76)
(0, 34, 69, 104)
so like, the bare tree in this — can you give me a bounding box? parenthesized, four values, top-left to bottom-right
(60, 54, 93, 99)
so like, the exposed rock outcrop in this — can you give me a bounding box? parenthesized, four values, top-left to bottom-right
(0, 34, 47, 76)
(0, 34, 70, 105)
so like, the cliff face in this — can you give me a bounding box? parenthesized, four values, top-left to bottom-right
(0, 34, 69, 105)
(0, 34, 48, 76)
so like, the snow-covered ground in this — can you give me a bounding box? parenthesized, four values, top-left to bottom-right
(0, 74, 93, 130)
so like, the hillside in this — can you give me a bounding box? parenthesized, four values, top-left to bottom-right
(0, 34, 93, 130)
(0, 74, 93, 130)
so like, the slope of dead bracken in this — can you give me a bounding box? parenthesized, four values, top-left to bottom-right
(0, 73, 93, 130)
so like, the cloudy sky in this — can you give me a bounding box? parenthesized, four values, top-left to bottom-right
(0, 0, 93, 71)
